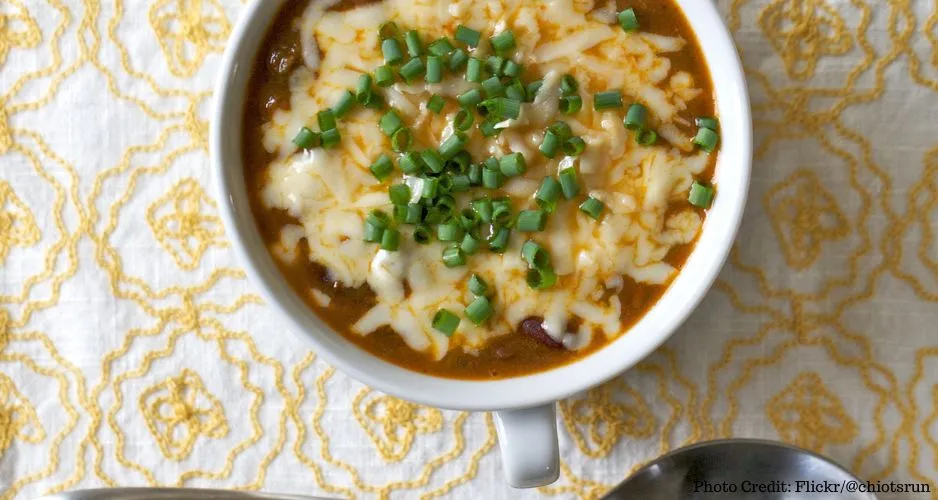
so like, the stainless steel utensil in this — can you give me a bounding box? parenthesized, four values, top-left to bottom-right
(601, 439, 876, 499)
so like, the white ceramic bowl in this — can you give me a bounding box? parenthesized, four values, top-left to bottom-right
(212, 0, 750, 488)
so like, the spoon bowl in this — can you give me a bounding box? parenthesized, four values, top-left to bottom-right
(601, 439, 876, 499)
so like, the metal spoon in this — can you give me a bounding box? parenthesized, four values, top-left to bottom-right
(601, 438, 876, 499)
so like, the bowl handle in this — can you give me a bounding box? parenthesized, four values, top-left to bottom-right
(494, 403, 560, 488)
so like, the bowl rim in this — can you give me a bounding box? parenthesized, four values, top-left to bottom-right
(211, 0, 751, 411)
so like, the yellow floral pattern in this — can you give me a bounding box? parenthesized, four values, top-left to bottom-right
(1, 0, 938, 498)
(149, 0, 230, 78)
(0, 372, 44, 453)
(0, 1, 41, 67)
(759, 0, 853, 80)
(147, 178, 226, 270)
(766, 372, 858, 452)
(0, 180, 40, 264)
(139, 369, 228, 460)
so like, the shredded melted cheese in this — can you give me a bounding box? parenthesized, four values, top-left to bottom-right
(260, 0, 709, 360)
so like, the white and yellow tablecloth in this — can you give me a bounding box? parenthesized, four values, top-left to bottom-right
(1, 0, 937, 498)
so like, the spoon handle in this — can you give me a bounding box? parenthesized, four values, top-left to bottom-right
(34, 488, 333, 500)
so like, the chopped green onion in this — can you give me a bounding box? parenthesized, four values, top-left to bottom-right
(450, 151, 472, 172)
(356, 73, 373, 97)
(560, 74, 578, 95)
(560, 95, 582, 115)
(391, 128, 412, 152)
(564, 136, 586, 156)
(549, 121, 573, 140)
(375, 65, 395, 87)
(447, 49, 468, 71)
(421, 177, 439, 200)
(623, 103, 648, 130)
(559, 168, 580, 199)
(693, 127, 719, 152)
(466, 57, 483, 82)
(363, 221, 384, 242)
(490, 30, 516, 55)
(426, 55, 443, 83)
(516, 209, 547, 232)
(292, 127, 320, 149)
(378, 21, 399, 40)
(525, 80, 543, 102)
(535, 176, 561, 212)
(482, 168, 505, 189)
(428, 37, 455, 56)
(435, 194, 457, 215)
(427, 94, 446, 114)
(393, 203, 408, 223)
(593, 90, 623, 111)
(438, 132, 467, 160)
(460, 232, 481, 255)
(503, 60, 522, 78)
(480, 97, 521, 119)
(499, 152, 527, 177)
(439, 175, 454, 195)
(539, 130, 559, 158)
(488, 227, 510, 253)
(471, 198, 493, 223)
(468, 163, 483, 185)
(363, 93, 386, 110)
(367, 209, 390, 229)
(370, 154, 394, 181)
(492, 198, 512, 225)
(482, 76, 505, 98)
(479, 118, 501, 137)
(637, 128, 658, 145)
(618, 8, 639, 32)
(455, 25, 481, 47)
(521, 239, 551, 269)
(468, 273, 489, 296)
(399, 152, 422, 174)
(457, 88, 482, 107)
(424, 207, 446, 225)
(579, 196, 604, 219)
(505, 80, 526, 102)
(688, 181, 715, 208)
(389, 184, 410, 205)
(454, 108, 474, 131)
(442, 245, 466, 267)
(486, 56, 505, 76)
(451, 175, 471, 192)
(320, 128, 341, 148)
(696, 117, 720, 131)
(458, 208, 479, 230)
(414, 224, 432, 244)
(405, 30, 423, 57)
(432, 308, 461, 336)
(399, 57, 425, 82)
(421, 149, 445, 173)
(382, 38, 404, 65)
(333, 90, 355, 118)
(317, 109, 337, 131)
(404, 203, 423, 224)
(465, 296, 493, 324)
(380, 228, 400, 251)
(379, 110, 404, 136)
(526, 267, 557, 289)
(437, 221, 464, 242)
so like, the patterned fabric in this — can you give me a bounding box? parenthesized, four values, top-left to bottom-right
(0, 0, 936, 498)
